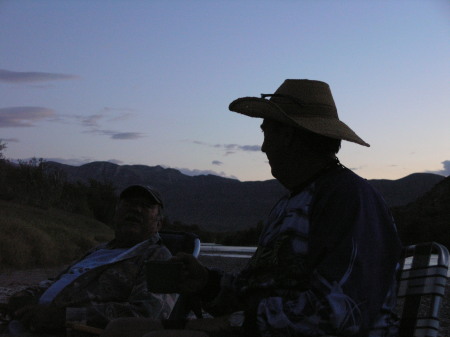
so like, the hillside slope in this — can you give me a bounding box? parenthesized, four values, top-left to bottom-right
(369, 173, 445, 207)
(0, 200, 113, 269)
(392, 176, 450, 247)
(45, 161, 444, 232)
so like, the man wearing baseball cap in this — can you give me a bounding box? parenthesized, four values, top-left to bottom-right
(8, 184, 176, 335)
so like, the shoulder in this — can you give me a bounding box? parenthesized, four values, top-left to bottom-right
(140, 237, 173, 259)
(315, 166, 383, 202)
(116, 237, 173, 262)
(310, 166, 392, 223)
(156, 244, 173, 259)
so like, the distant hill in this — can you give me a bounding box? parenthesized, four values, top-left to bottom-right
(392, 175, 450, 248)
(369, 173, 445, 207)
(45, 161, 445, 232)
(45, 161, 286, 232)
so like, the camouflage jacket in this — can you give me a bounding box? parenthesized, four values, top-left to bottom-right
(23, 234, 177, 329)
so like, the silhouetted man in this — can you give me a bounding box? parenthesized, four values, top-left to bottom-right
(104, 80, 402, 337)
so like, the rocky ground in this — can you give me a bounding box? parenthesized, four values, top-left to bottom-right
(1, 256, 449, 336)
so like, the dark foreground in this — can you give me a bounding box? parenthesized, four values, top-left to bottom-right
(1, 255, 449, 337)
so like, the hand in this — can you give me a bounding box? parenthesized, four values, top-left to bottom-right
(14, 304, 66, 333)
(7, 290, 36, 316)
(171, 252, 208, 293)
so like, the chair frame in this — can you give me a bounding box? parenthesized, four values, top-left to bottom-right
(397, 241, 449, 337)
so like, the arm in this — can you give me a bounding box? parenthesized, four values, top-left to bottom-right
(169, 253, 244, 317)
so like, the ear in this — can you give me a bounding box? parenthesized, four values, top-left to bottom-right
(156, 219, 162, 231)
(283, 126, 296, 147)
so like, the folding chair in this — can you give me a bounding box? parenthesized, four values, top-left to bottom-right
(397, 242, 449, 337)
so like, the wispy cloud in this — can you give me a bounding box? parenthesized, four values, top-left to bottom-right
(0, 69, 78, 83)
(84, 128, 145, 140)
(190, 140, 260, 154)
(427, 160, 450, 176)
(212, 160, 223, 166)
(214, 143, 261, 153)
(73, 108, 143, 140)
(111, 132, 144, 140)
(80, 114, 104, 128)
(103, 107, 135, 122)
(75, 108, 135, 128)
(0, 137, 19, 143)
(0, 106, 55, 127)
(0, 105, 142, 142)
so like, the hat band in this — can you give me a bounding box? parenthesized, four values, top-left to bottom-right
(262, 93, 338, 118)
(272, 101, 338, 118)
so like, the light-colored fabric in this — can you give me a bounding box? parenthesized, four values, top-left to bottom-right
(39, 248, 127, 304)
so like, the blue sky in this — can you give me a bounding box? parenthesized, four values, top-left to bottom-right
(1, 0, 449, 181)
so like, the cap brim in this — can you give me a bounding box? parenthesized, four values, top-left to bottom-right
(120, 185, 163, 207)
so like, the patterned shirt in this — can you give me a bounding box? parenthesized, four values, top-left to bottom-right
(206, 164, 402, 337)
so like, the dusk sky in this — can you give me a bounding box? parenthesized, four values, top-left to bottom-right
(1, 0, 449, 181)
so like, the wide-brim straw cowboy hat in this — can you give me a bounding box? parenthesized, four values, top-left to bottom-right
(229, 79, 369, 147)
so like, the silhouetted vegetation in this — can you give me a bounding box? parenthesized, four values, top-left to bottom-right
(0, 151, 118, 227)
(0, 142, 261, 269)
(0, 144, 118, 268)
(1, 141, 448, 268)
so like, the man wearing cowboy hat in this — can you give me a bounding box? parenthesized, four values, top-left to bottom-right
(102, 80, 402, 337)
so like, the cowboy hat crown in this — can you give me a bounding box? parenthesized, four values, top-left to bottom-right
(228, 79, 369, 147)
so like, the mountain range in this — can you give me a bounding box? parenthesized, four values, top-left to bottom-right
(391, 174, 450, 248)
(46, 161, 445, 232)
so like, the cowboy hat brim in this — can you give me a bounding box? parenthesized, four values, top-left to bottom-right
(229, 97, 370, 147)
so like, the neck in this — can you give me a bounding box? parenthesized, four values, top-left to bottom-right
(280, 156, 338, 191)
